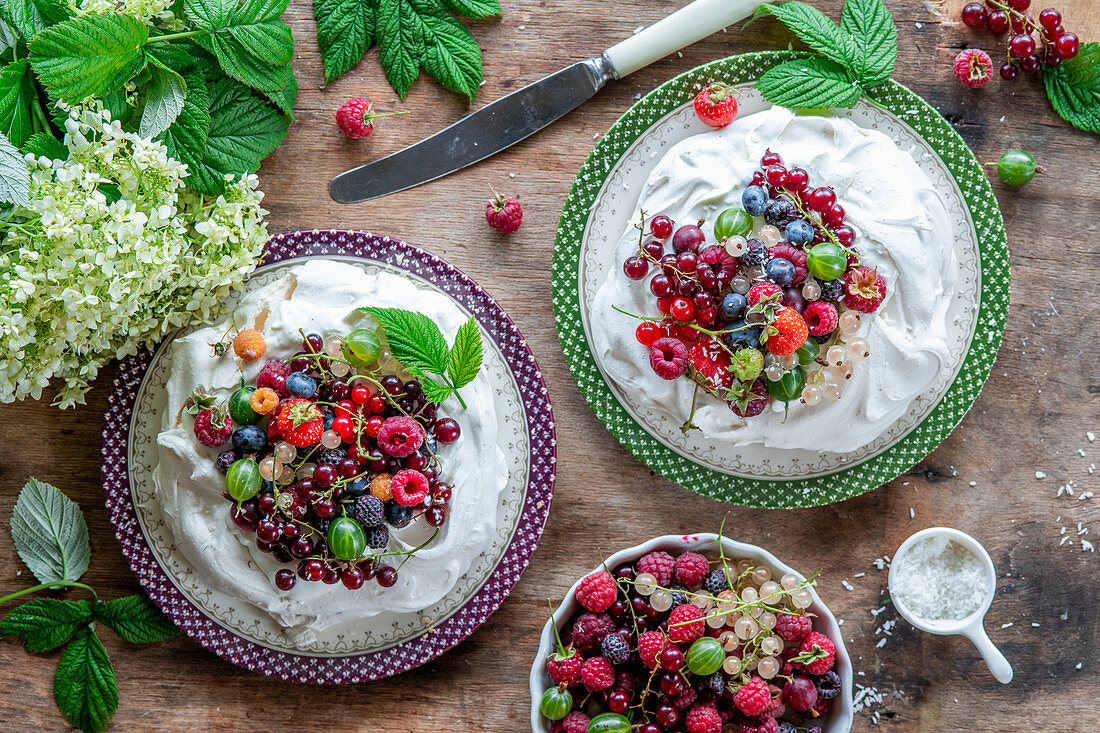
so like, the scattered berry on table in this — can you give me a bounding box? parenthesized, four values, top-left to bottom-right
(953, 49, 993, 88)
(994, 148, 1039, 185)
(693, 82, 739, 127)
(485, 188, 523, 233)
(335, 98, 406, 138)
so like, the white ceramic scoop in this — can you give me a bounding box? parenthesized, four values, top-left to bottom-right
(888, 527, 1013, 684)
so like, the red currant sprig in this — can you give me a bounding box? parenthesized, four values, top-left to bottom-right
(960, 0, 1080, 80)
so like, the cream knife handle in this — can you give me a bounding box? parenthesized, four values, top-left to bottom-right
(603, 0, 760, 78)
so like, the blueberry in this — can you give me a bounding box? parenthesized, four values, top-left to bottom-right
(765, 197, 795, 226)
(231, 424, 268, 453)
(721, 319, 763, 349)
(286, 372, 317, 398)
(784, 218, 814, 245)
(741, 185, 769, 216)
(345, 476, 370, 498)
(719, 292, 747, 320)
(322, 412, 335, 430)
(384, 500, 413, 529)
(766, 258, 795, 286)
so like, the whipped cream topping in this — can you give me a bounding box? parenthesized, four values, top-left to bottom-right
(591, 107, 958, 454)
(152, 260, 507, 643)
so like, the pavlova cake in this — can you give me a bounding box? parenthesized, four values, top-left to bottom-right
(152, 259, 506, 640)
(591, 105, 958, 455)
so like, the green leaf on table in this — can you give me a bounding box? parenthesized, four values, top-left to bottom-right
(313, 0, 374, 85)
(10, 478, 90, 584)
(94, 595, 179, 644)
(210, 33, 294, 92)
(20, 131, 66, 160)
(360, 306, 451, 375)
(757, 2, 860, 71)
(0, 59, 33, 148)
(0, 0, 44, 40)
(30, 13, 148, 102)
(756, 57, 861, 110)
(418, 5, 483, 100)
(260, 64, 297, 117)
(377, 0, 421, 98)
(225, 0, 293, 66)
(138, 63, 187, 138)
(447, 316, 483, 389)
(442, 0, 500, 19)
(54, 627, 118, 733)
(1043, 41, 1100, 136)
(182, 0, 233, 32)
(0, 599, 92, 653)
(840, 0, 896, 85)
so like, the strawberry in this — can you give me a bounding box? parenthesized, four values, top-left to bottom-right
(693, 82, 738, 128)
(335, 98, 407, 139)
(730, 347, 763, 382)
(688, 338, 732, 389)
(953, 49, 993, 89)
(842, 265, 887, 313)
(766, 308, 809, 356)
(486, 188, 522, 233)
(275, 398, 324, 448)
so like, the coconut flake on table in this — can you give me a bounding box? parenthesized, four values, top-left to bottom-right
(890, 535, 989, 621)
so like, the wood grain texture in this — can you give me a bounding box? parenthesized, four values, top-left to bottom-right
(1, 1, 1098, 731)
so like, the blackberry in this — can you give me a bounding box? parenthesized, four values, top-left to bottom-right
(764, 197, 795, 226)
(215, 450, 237, 474)
(384, 500, 413, 528)
(352, 495, 385, 527)
(820, 278, 842, 302)
(318, 448, 347, 466)
(668, 584, 690, 608)
(601, 633, 632, 666)
(778, 723, 798, 733)
(364, 524, 390, 550)
(701, 569, 732, 595)
(705, 672, 726, 695)
(740, 239, 769, 267)
(812, 333, 834, 345)
(815, 669, 841, 700)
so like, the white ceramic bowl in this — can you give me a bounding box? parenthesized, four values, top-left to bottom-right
(529, 533, 854, 732)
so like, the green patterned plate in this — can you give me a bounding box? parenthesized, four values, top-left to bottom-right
(552, 52, 1008, 508)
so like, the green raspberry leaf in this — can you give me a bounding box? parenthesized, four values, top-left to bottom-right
(210, 33, 294, 92)
(202, 78, 289, 174)
(10, 478, 91, 584)
(0, 598, 93, 653)
(758, 2, 860, 71)
(182, 0, 234, 32)
(447, 316, 483, 389)
(138, 63, 187, 138)
(156, 70, 212, 189)
(442, 0, 500, 19)
(756, 57, 861, 110)
(94, 595, 179, 644)
(840, 0, 896, 86)
(377, 0, 421, 98)
(361, 306, 451, 376)
(419, 377, 454, 405)
(224, 0, 293, 66)
(0, 59, 34, 148)
(313, 0, 374, 85)
(0, 0, 44, 40)
(375, 0, 486, 100)
(20, 131, 66, 160)
(260, 65, 297, 117)
(30, 13, 148, 102)
(417, 5, 483, 100)
(0, 130, 28, 207)
(54, 627, 118, 733)
(1043, 42, 1100, 136)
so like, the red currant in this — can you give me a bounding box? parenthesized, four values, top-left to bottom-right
(1054, 32, 1079, 59)
(365, 415, 385, 437)
(822, 203, 845, 228)
(313, 463, 337, 488)
(785, 167, 810, 192)
(999, 61, 1019, 80)
(765, 164, 787, 187)
(671, 225, 705, 254)
(961, 2, 988, 28)
(760, 149, 782, 166)
(834, 224, 855, 246)
(350, 384, 371, 404)
(988, 9, 1010, 33)
(806, 186, 836, 213)
(425, 507, 447, 526)
(274, 569, 296, 590)
(1009, 33, 1036, 57)
(435, 417, 461, 443)
(669, 298, 693, 321)
(657, 297, 673, 315)
(1008, 0, 1030, 9)
(376, 565, 398, 587)
(642, 239, 664, 259)
(313, 498, 336, 518)
(298, 558, 325, 581)
(303, 333, 324, 353)
(1038, 7, 1061, 30)
(1020, 53, 1041, 72)
(650, 273, 674, 298)
(623, 255, 649, 280)
(367, 393, 388, 413)
(636, 321, 661, 346)
(675, 251, 698, 273)
(650, 215, 674, 239)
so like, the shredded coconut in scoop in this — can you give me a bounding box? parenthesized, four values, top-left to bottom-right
(891, 536, 989, 621)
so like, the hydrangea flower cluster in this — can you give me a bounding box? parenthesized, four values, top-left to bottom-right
(0, 105, 268, 407)
(77, 0, 178, 26)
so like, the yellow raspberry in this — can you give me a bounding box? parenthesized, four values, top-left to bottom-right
(249, 387, 279, 415)
(369, 473, 393, 501)
(233, 329, 266, 360)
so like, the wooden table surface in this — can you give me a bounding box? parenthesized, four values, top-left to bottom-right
(2, 1, 1098, 730)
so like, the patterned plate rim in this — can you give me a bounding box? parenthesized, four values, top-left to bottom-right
(101, 229, 557, 683)
(551, 51, 1009, 508)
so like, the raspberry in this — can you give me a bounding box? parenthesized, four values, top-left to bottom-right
(352, 495, 385, 527)
(746, 281, 782, 306)
(650, 337, 689, 380)
(674, 551, 710, 587)
(637, 551, 676, 585)
(701, 568, 732, 595)
(390, 469, 429, 506)
(193, 408, 231, 447)
(685, 702, 722, 733)
(547, 650, 582, 687)
(954, 48, 993, 88)
(734, 676, 771, 716)
(249, 387, 279, 415)
(672, 686, 697, 710)
(637, 630, 669, 669)
(369, 473, 393, 501)
(741, 238, 769, 267)
(766, 684, 786, 718)
(601, 633, 631, 665)
(255, 359, 290, 394)
(376, 415, 425, 458)
(667, 603, 705, 643)
(802, 301, 838, 337)
(819, 279, 842, 302)
(615, 670, 640, 692)
(798, 632, 836, 675)
(556, 711, 589, 733)
(773, 613, 812, 643)
(486, 190, 523, 233)
(729, 379, 768, 418)
(766, 308, 808, 356)
(580, 656, 616, 691)
(335, 98, 402, 138)
(575, 570, 618, 613)
(842, 265, 887, 313)
(741, 717, 780, 733)
(769, 243, 808, 285)
(232, 328, 266, 360)
(568, 613, 615, 653)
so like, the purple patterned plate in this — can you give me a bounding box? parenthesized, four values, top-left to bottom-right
(101, 230, 556, 683)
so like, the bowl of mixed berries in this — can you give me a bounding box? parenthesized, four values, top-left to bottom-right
(530, 533, 852, 733)
(620, 148, 885, 422)
(188, 313, 472, 593)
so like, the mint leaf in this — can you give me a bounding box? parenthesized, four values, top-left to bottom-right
(759, 2, 860, 71)
(840, 0, 896, 85)
(0, 0, 44, 40)
(447, 316, 483, 389)
(313, 0, 374, 84)
(442, 0, 500, 19)
(54, 628, 118, 733)
(30, 13, 148, 102)
(0, 599, 92, 653)
(0, 59, 33, 148)
(1043, 42, 1100, 135)
(94, 595, 178, 644)
(756, 57, 861, 110)
(20, 131, 66, 160)
(225, 0, 293, 66)
(418, 4, 482, 100)
(377, 0, 421, 98)
(138, 63, 187, 138)
(360, 306, 451, 376)
(10, 478, 90, 584)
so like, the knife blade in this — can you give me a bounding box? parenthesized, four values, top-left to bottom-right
(329, 58, 612, 204)
(330, 0, 759, 203)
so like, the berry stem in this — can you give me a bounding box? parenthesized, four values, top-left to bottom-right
(0, 580, 98, 605)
